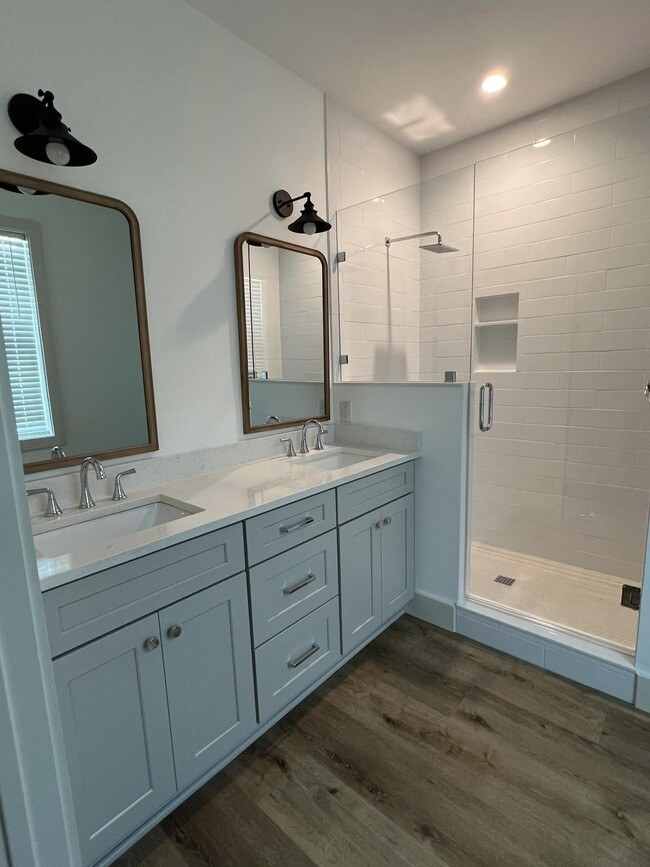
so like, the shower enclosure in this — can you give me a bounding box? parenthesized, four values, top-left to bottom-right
(336, 103, 650, 658)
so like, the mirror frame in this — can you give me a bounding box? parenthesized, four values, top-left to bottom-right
(0, 168, 158, 473)
(234, 231, 330, 435)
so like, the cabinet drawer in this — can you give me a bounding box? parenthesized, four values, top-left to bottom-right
(245, 490, 336, 565)
(337, 462, 414, 524)
(44, 523, 245, 656)
(255, 598, 341, 721)
(249, 531, 339, 646)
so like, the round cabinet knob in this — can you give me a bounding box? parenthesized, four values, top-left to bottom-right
(168, 625, 183, 639)
(144, 636, 160, 651)
(375, 520, 383, 529)
(384, 516, 392, 525)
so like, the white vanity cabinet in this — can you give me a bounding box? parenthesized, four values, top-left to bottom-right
(338, 465, 415, 655)
(53, 614, 177, 867)
(158, 574, 256, 790)
(43, 458, 416, 866)
(53, 573, 256, 866)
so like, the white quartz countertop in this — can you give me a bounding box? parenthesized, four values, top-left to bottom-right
(34, 446, 418, 591)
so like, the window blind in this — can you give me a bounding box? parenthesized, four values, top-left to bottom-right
(0, 230, 55, 441)
(244, 277, 268, 377)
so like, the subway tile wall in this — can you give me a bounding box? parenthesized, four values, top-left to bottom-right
(337, 186, 422, 381)
(278, 250, 324, 382)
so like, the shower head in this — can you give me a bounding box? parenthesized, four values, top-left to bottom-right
(420, 241, 459, 254)
(385, 230, 458, 254)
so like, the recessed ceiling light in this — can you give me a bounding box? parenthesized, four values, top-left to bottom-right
(481, 74, 508, 94)
(533, 138, 551, 148)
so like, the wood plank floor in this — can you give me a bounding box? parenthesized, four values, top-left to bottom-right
(117, 615, 650, 867)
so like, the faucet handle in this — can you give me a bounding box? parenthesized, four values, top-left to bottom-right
(315, 427, 328, 451)
(27, 487, 62, 518)
(279, 437, 296, 458)
(113, 467, 136, 501)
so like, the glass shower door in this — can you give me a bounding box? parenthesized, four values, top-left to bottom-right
(466, 106, 650, 655)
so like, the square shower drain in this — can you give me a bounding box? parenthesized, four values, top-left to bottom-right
(494, 574, 516, 586)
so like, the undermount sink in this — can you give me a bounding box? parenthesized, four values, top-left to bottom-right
(33, 496, 203, 560)
(298, 449, 378, 471)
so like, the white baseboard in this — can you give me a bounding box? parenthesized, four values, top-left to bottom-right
(456, 603, 636, 704)
(636, 674, 650, 713)
(407, 591, 456, 631)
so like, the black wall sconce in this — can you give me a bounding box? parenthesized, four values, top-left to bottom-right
(272, 190, 331, 235)
(8, 89, 97, 167)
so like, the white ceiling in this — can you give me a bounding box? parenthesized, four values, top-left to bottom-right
(183, 0, 650, 154)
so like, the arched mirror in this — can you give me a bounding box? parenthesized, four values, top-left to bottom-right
(234, 232, 330, 434)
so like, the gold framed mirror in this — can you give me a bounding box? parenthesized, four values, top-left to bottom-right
(234, 232, 330, 434)
(0, 169, 158, 473)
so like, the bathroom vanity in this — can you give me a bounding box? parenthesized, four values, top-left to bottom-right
(38, 448, 416, 866)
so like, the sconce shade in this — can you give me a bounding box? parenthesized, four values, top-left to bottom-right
(288, 198, 331, 235)
(8, 91, 97, 167)
(272, 189, 331, 235)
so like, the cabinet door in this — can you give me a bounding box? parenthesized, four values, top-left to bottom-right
(339, 509, 382, 654)
(160, 573, 257, 790)
(54, 615, 175, 867)
(381, 493, 415, 621)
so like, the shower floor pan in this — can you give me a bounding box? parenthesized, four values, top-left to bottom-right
(468, 542, 640, 655)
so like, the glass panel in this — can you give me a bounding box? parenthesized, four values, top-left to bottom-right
(466, 106, 650, 655)
(335, 168, 474, 382)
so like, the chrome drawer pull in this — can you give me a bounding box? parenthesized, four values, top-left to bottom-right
(283, 571, 318, 595)
(279, 515, 314, 535)
(287, 642, 320, 668)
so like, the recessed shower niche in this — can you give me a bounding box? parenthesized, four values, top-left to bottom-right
(474, 292, 519, 372)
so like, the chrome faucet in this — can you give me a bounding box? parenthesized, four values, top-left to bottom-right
(79, 456, 106, 509)
(27, 487, 62, 518)
(112, 467, 136, 501)
(299, 419, 328, 454)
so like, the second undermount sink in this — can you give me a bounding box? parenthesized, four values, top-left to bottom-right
(298, 448, 378, 471)
(33, 496, 203, 560)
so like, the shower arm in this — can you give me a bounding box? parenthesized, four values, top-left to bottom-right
(385, 230, 442, 247)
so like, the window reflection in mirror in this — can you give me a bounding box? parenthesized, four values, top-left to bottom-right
(235, 233, 329, 434)
(0, 171, 157, 472)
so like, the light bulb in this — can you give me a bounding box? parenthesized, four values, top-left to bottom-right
(303, 222, 317, 235)
(45, 140, 71, 166)
(16, 186, 37, 195)
(481, 74, 508, 93)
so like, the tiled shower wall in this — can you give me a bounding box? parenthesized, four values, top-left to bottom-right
(337, 186, 421, 381)
(419, 168, 474, 381)
(470, 105, 650, 581)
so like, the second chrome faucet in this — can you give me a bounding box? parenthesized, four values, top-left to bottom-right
(79, 456, 106, 509)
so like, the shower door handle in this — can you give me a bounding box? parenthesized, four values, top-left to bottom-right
(479, 382, 494, 432)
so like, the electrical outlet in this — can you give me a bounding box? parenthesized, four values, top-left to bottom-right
(339, 400, 352, 424)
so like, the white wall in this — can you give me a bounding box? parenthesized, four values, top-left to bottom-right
(0, 0, 328, 457)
